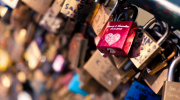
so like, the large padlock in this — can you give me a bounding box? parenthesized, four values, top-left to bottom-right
(84, 50, 121, 92)
(60, 0, 101, 23)
(124, 80, 162, 100)
(130, 18, 170, 70)
(162, 56, 180, 100)
(97, 4, 138, 56)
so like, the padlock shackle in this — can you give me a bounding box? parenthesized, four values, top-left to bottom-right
(116, 4, 138, 21)
(109, 0, 119, 16)
(143, 18, 170, 45)
(153, 30, 177, 61)
(168, 56, 180, 81)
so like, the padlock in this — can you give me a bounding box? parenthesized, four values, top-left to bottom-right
(112, 55, 130, 69)
(68, 33, 88, 69)
(51, 0, 65, 16)
(146, 40, 177, 75)
(125, 80, 162, 100)
(10, 4, 30, 30)
(39, 8, 64, 34)
(92, 0, 120, 35)
(61, 0, 101, 23)
(63, 18, 77, 37)
(97, 4, 138, 56)
(143, 68, 168, 95)
(162, 56, 180, 100)
(68, 73, 88, 96)
(130, 18, 170, 70)
(84, 50, 121, 92)
(22, 0, 53, 14)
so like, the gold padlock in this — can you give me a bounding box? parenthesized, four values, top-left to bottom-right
(146, 41, 177, 75)
(92, 0, 120, 35)
(130, 18, 170, 70)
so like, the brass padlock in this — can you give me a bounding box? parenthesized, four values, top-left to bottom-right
(92, 0, 119, 35)
(61, 0, 101, 23)
(84, 50, 121, 92)
(162, 56, 180, 100)
(146, 41, 177, 75)
(130, 18, 170, 70)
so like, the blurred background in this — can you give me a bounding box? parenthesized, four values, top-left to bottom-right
(0, 0, 161, 100)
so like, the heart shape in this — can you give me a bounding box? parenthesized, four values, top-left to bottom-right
(105, 33, 120, 45)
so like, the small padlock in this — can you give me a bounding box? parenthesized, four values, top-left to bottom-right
(68, 33, 88, 69)
(162, 56, 180, 100)
(68, 73, 88, 96)
(125, 80, 162, 100)
(39, 8, 64, 34)
(97, 4, 138, 56)
(130, 18, 170, 70)
(61, 0, 101, 23)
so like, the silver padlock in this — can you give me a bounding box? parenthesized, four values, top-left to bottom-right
(162, 56, 180, 100)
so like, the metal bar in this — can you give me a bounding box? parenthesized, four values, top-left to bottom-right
(127, 0, 180, 31)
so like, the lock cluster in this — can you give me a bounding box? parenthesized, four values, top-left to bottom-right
(0, 0, 179, 100)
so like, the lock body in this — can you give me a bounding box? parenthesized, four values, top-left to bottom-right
(97, 21, 137, 56)
(130, 28, 162, 70)
(84, 50, 121, 92)
(143, 69, 168, 94)
(113, 55, 129, 69)
(125, 80, 161, 100)
(162, 81, 180, 100)
(61, 0, 98, 22)
(68, 33, 88, 69)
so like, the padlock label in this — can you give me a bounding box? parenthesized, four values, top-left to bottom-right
(22, 0, 53, 14)
(130, 30, 161, 70)
(61, 0, 94, 22)
(84, 50, 121, 92)
(92, 5, 111, 35)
